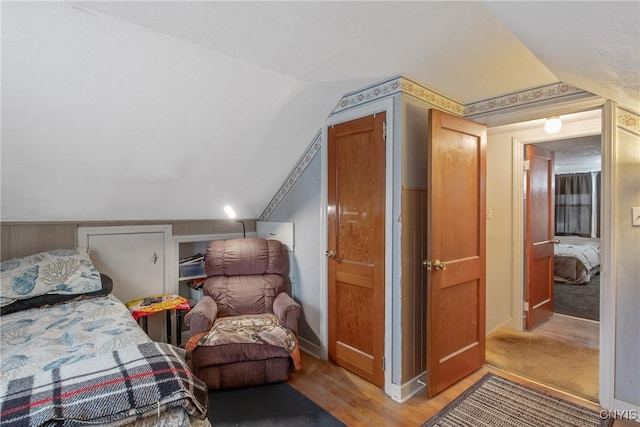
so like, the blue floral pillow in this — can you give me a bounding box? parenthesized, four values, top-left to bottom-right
(0, 248, 102, 307)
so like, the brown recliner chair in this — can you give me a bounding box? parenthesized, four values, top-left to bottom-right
(184, 237, 302, 389)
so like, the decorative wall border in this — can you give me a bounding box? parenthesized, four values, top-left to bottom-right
(331, 76, 403, 115)
(399, 77, 464, 115)
(258, 131, 322, 221)
(261, 78, 600, 221)
(464, 82, 586, 116)
(331, 76, 464, 116)
(617, 107, 640, 137)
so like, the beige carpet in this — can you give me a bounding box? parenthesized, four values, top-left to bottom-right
(485, 328, 599, 402)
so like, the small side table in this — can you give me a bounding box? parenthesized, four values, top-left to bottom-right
(126, 294, 191, 347)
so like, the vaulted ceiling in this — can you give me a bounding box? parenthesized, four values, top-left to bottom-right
(2, 1, 638, 221)
(76, 1, 639, 108)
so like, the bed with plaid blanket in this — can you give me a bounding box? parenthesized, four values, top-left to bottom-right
(0, 342, 209, 426)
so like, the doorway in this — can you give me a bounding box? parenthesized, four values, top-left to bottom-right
(485, 108, 603, 403)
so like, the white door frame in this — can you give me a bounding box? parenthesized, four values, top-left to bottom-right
(491, 97, 615, 409)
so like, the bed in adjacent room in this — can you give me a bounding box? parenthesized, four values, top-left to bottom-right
(553, 236, 600, 285)
(0, 248, 210, 426)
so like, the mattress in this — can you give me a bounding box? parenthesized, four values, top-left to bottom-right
(554, 236, 600, 285)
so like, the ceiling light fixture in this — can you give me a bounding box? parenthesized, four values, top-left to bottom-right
(544, 116, 562, 134)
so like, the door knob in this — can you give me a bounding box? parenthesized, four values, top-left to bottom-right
(423, 259, 447, 270)
(326, 250, 336, 259)
(433, 260, 447, 270)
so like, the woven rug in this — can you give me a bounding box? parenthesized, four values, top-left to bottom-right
(423, 373, 612, 427)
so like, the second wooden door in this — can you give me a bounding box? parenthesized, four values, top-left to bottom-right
(425, 109, 487, 397)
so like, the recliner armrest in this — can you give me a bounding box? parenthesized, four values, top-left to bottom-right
(273, 293, 302, 334)
(185, 296, 218, 336)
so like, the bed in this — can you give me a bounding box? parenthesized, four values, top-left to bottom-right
(553, 236, 600, 285)
(0, 248, 210, 426)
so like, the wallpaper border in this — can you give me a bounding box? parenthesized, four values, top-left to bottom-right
(261, 78, 594, 221)
(617, 107, 640, 137)
(464, 82, 586, 116)
(259, 131, 322, 221)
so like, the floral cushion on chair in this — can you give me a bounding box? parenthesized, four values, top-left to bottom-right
(189, 313, 301, 371)
(0, 248, 102, 307)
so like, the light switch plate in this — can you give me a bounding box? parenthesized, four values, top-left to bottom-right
(633, 207, 640, 226)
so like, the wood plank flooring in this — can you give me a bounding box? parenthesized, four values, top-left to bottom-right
(530, 313, 599, 350)
(288, 349, 635, 426)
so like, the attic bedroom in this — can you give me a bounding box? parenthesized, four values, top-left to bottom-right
(536, 135, 602, 321)
(1, 1, 639, 426)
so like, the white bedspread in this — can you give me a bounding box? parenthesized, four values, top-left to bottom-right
(554, 237, 600, 284)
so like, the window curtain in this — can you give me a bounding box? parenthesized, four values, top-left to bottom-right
(555, 173, 592, 237)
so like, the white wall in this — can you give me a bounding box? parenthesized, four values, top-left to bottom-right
(485, 126, 516, 333)
(1, 2, 342, 221)
(613, 127, 640, 405)
(268, 153, 323, 349)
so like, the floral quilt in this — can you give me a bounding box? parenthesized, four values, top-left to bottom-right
(0, 294, 151, 383)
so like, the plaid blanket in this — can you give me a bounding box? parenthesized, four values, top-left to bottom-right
(0, 342, 208, 426)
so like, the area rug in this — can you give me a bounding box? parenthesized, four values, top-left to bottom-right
(485, 328, 598, 402)
(554, 273, 600, 321)
(423, 373, 612, 427)
(208, 382, 345, 426)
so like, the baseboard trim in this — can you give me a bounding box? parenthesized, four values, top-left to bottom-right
(486, 317, 514, 336)
(387, 372, 427, 403)
(553, 312, 600, 324)
(298, 336, 322, 359)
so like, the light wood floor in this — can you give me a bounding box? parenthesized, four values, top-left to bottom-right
(288, 350, 635, 426)
(529, 313, 599, 350)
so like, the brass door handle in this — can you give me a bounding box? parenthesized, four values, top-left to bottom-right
(433, 260, 447, 270)
(326, 250, 336, 259)
(423, 259, 447, 270)
(551, 239, 560, 244)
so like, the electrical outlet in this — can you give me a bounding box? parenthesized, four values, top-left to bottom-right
(633, 207, 640, 226)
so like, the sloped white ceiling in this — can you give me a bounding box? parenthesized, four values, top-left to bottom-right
(74, 1, 559, 103)
(484, 1, 639, 110)
(1, 1, 637, 221)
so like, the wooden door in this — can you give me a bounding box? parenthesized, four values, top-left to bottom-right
(327, 113, 386, 388)
(425, 109, 486, 397)
(525, 145, 555, 330)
